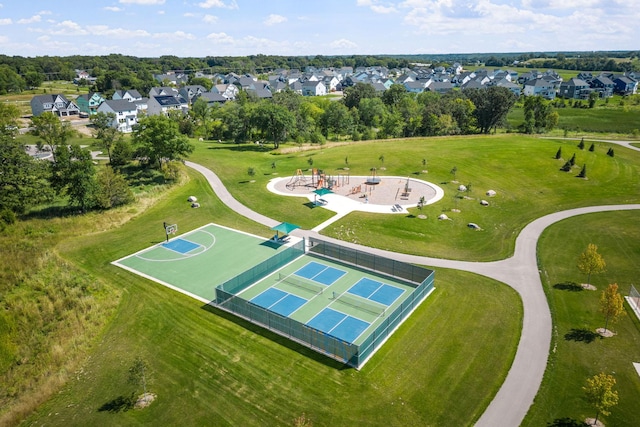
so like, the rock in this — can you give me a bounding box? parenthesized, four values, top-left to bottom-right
(486, 189, 496, 197)
(458, 184, 467, 192)
(191, 202, 200, 208)
(467, 222, 481, 230)
(187, 196, 197, 202)
(480, 199, 489, 206)
(438, 214, 448, 220)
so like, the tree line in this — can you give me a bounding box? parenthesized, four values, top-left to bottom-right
(180, 84, 520, 147)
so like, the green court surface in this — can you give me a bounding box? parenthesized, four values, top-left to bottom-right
(113, 223, 295, 302)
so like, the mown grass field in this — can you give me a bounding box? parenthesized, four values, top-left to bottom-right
(22, 169, 521, 427)
(189, 135, 640, 261)
(524, 210, 640, 426)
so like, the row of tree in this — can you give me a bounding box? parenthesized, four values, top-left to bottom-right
(182, 84, 519, 147)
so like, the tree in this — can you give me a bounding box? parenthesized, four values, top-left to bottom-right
(111, 137, 134, 167)
(30, 112, 76, 161)
(606, 147, 614, 157)
(583, 373, 618, 426)
(589, 143, 595, 152)
(577, 243, 606, 286)
(133, 115, 194, 168)
(0, 132, 53, 214)
(94, 166, 134, 209)
(588, 91, 599, 108)
(569, 152, 576, 166)
(464, 86, 516, 134)
(24, 71, 44, 89)
(382, 83, 408, 108)
(319, 102, 352, 140)
(523, 96, 556, 133)
(450, 166, 458, 181)
(555, 147, 562, 159)
(251, 102, 295, 149)
(578, 137, 585, 150)
(128, 357, 149, 397)
(343, 82, 376, 109)
(90, 112, 120, 163)
(578, 164, 587, 178)
(51, 144, 97, 211)
(600, 283, 625, 333)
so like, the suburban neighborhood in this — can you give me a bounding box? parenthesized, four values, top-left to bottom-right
(29, 65, 640, 133)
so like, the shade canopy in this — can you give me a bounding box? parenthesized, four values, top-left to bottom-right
(313, 187, 333, 196)
(271, 222, 300, 234)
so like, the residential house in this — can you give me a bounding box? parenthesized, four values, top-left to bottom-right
(148, 87, 179, 98)
(211, 83, 238, 100)
(302, 80, 327, 96)
(179, 85, 207, 105)
(74, 70, 97, 85)
(153, 73, 188, 85)
(193, 92, 227, 106)
(558, 78, 592, 99)
(403, 81, 427, 94)
(30, 94, 80, 117)
(590, 75, 615, 98)
(522, 78, 556, 100)
(613, 75, 638, 95)
(425, 81, 453, 94)
(147, 95, 188, 116)
(97, 99, 139, 133)
(246, 88, 273, 99)
(112, 89, 143, 101)
(494, 79, 521, 97)
(75, 92, 105, 116)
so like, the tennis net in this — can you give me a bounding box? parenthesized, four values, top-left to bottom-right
(332, 291, 386, 317)
(279, 273, 324, 295)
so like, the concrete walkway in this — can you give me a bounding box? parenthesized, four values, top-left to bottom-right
(185, 160, 640, 427)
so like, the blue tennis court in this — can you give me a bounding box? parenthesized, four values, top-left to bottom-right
(307, 308, 370, 343)
(294, 261, 346, 285)
(349, 278, 405, 306)
(162, 238, 200, 254)
(251, 288, 307, 317)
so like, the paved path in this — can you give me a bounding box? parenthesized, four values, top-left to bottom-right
(185, 160, 640, 427)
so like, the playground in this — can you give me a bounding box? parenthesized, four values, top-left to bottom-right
(267, 168, 444, 214)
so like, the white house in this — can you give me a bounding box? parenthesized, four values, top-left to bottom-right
(301, 80, 327, 96)
(147, 95, 188, 116)
(97, 99, 139, 133)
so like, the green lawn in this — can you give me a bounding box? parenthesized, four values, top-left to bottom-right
(508, 106, 640, 134)
(524, 210, 640, 426)
(190, 135, 640, 261)
(24, 169, 522, 427)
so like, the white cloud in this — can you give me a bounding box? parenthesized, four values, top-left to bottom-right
(357, 0, 397, 14)
(203, 14, 218, 23)
(38, 10, 52, 15)
(152, 30, 195, 40)
(158, 10, 165, 14)
(183, 12, 196, 17)
(197, 0, 238, 9)
(50, 20, 88, 36)
(119, 0, 165, 4)
(330, 38, 358, 49)
(0, 18, 11, 25)
(104, 6, 123, 12)
(206, 32, 235, 43)
(89, 25, 151, 38)
(17, 15, 42, 24)
(264, 14, 287, 26)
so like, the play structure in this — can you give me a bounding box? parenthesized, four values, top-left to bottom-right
(286, 168, 349, 191)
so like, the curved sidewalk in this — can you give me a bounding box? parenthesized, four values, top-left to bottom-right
(185, 161, 640, 427)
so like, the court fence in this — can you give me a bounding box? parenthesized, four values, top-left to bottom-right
(214, 238, 435, 369)
(628, 284, 640, 314)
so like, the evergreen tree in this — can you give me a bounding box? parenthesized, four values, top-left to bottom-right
(589, 143, 595, 152)
(578, 138, 585, 150)
(555, 147, 562, 159)
(578, 164, 587, 178)
(569, 153, 576, 166)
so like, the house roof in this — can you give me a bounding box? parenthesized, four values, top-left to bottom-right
(103, 99, 138, 112)
(196, 93, 226, 103)
(153, 95, 183, 106)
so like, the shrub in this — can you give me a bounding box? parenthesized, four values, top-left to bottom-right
(309, 130, 325, 145)
(555, 147, 562, 159)
(578, 164, 587, 178)
(607, 147, 615, 157)
(589, 143, 595, 152)
(578, 138, 585, 150)
(560, 161, 572, 172)
(0, 208, 17, 225)
(569, 153, 576, 166)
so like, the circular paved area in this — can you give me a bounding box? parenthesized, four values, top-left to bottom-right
(268, 174, 444, 215)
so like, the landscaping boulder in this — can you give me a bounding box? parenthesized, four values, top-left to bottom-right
(458, 184, 467, 192)
(467, 222, 481, 230)
(438, 213, 449, 220)
(486, 189, 496, 197)
(480, 199, 489, 206)
(187, 196, 197, 202)
(191, 202, 200, 208)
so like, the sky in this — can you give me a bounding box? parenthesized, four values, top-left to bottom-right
(0, 0, 637, 58)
